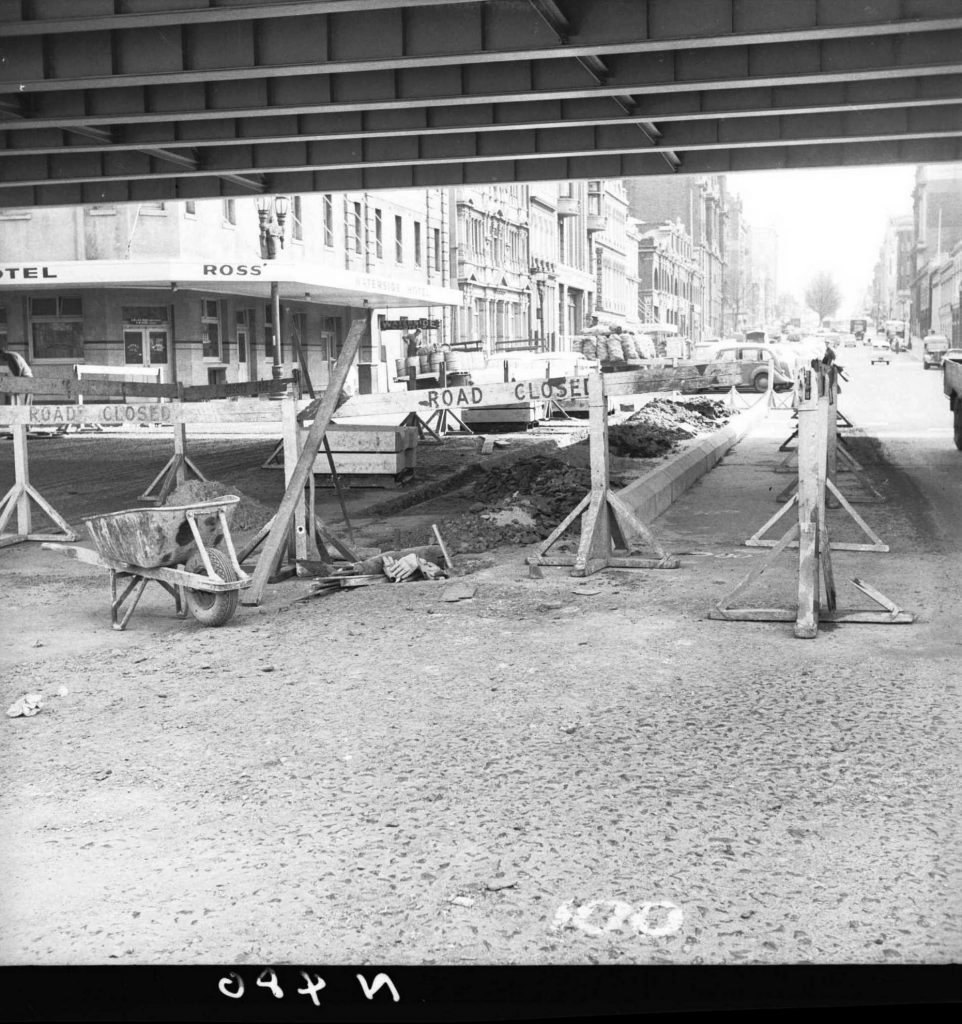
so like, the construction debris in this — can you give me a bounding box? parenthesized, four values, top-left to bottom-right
(7, 693, 44, 718)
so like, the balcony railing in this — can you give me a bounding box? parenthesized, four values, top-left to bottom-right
(586, 213, 607, 233)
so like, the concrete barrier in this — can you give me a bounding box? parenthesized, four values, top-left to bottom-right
(616, 394, 771, 523)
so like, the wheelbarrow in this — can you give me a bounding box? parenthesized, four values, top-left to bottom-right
(42, 495, 250, 630)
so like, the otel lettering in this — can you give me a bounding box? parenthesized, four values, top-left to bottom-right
(0, 266, 58, 280)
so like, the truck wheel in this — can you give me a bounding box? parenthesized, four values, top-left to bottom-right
(185, 550, 239, 627)
(753, 371, 769, 393)
(954, 402, 962, 452)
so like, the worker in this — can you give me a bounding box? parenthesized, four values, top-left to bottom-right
(402, 328, 423, 358)
(0, 345, 33, 405)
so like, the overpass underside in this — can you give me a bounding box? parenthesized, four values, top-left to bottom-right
(0, 0, 961, 206)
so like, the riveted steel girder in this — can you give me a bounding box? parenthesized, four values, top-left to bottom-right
(3, 104, 960, 189)
(0, 0, 959, 205)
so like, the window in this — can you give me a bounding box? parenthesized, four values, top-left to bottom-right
(222, 199, 236, 225)
(201, 299, 222, 360)
(433, 227, 441, 272)
(323, 194, 334, 247)
(0, 306, 6, 348)
(414, 222, 422, 266)
(352, 201, 363, 254)
(185, 201, 196, 216)
(375, 208, 383, 259)
(395, 215, 403, 263)
(141, 202, 166, 215)
(29, 296, 84, 361)
(292, 196, 303, 241)
(322, 316, 343, 358)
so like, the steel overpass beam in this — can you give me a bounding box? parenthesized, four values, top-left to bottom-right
(3, 105, 960, 190)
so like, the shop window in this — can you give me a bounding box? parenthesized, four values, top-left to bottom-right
(29, 296, 84, 361)
(375, 209, 383, 259)
(323, 194, 334, 247)
(201, 299, 222, 360)
(395, 215, 403, 263)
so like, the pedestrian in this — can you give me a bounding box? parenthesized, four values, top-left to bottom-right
(0, 344, 33, 405)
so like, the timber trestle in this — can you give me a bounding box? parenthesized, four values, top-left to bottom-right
(711, 363, 913, 638)
(527, 372, 680, 578)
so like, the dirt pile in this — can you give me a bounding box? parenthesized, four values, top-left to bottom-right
(164, 478, 276, 532)
(425, 454, 590, 554)
(628, 396, 730, 431)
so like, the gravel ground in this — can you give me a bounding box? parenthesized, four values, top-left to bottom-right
(0, 405, 959, 971)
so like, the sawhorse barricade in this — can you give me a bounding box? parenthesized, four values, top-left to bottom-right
(710, 363, 913, 638)
(527, 372, 680, 577)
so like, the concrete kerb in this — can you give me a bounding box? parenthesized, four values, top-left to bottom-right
(616, 395, 771, 524)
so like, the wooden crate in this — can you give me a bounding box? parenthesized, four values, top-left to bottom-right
(312, 424, 418, 477)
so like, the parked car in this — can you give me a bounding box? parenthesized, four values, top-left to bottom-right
(702, 342, 795, 393)
(922, 334, 950, 369)
(838, 332, 858, 348)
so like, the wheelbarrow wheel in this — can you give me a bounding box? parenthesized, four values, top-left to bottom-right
(184, 550, 238, 627)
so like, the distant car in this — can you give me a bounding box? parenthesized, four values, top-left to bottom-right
(922, 334, 950, 369)
(870, 335, 891, 365)
(838, 333, 857, 348)
(699, 342, 795, 393)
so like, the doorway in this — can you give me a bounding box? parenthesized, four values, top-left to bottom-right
(123, 327, 169, 378)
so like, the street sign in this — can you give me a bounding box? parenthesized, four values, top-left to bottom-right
(378, 317, 440, 331)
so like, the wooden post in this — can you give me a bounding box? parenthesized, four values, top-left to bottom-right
(282, 396, 309, 563)
(243, 318, 367, 605)
(572, 375, 613, 576)
(13, 424, 31, 536)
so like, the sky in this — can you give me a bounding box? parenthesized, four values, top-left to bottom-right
(727, 165, 917, 316)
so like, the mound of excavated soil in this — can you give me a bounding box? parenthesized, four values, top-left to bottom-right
(164, 478, 276, 532)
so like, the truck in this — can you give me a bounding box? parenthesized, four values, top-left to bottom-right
(944, 351, 962, 450)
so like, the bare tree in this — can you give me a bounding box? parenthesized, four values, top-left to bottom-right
(804, 272, 842, 324)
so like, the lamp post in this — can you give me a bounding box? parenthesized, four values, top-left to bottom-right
(256, 195, 290, 395)
(532, 271, 547, 350)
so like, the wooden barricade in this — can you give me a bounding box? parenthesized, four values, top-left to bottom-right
(527, 371, 680, 578)
(710, 364, 913, 638)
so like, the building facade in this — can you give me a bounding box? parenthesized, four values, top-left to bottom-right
(635, 218, 699, 340)
(448, 185, 530, 351)
(625, 174, 728, 341)
(911, 164, 962, 336)
(0, 192, 460, 394)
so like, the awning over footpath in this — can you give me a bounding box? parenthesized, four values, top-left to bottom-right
(0, 259, 462, 309)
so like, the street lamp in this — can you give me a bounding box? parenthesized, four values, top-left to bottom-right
(255, 195, 290, 395)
